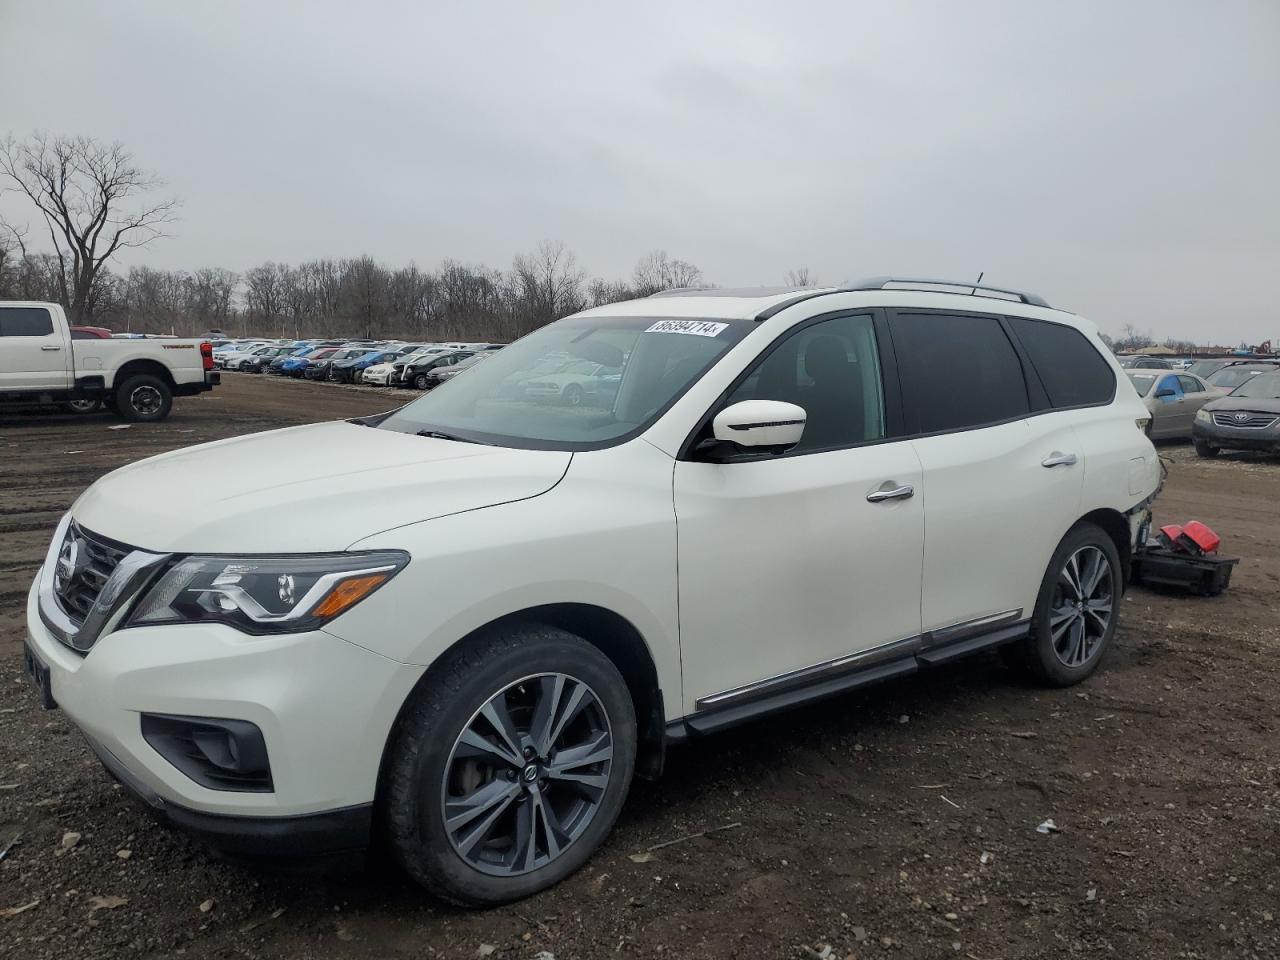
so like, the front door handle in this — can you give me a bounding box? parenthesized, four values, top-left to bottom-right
(867, 482, 915, 503)
(41, 344, 62, 351)
(1041, 452, 1078, 468)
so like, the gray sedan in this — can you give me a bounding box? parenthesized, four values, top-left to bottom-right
(1192, 371, 1280, 457)
(1127, 371, 1216, 439)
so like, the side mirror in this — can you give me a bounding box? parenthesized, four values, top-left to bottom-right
(711, 400, 806, 454)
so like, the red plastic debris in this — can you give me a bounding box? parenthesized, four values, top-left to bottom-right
(1177, 520, 1221, 556)
(1157, 524, 1185, 550)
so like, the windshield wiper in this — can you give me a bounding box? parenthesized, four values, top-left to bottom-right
(415, 429, 487, 445)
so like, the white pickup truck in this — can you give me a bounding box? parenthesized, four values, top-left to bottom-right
(0, 301, 218, 421)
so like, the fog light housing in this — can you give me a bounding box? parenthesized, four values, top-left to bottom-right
(141, 714, 273, 793)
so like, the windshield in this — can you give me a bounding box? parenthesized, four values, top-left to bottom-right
(1209, 367, 1275, 390)
(1230, 372, 1280, 399)
(377, 315, 751, 449)
(1186, 360, 1226, 377)
(1126, 373, 1157, 396)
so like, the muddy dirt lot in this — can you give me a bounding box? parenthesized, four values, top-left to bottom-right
(2, 375, 1277, 960)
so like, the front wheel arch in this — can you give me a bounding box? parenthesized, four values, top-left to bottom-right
(375, 605, 665, 818)
(381, 623, 638, 904)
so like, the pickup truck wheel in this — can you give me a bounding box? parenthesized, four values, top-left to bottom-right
(115, 374, 173, 422)
(384, 625, 636, 906)
(1003, 522, 1121, 687)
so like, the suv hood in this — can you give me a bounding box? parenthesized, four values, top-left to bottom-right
(71, 421, 571, 553)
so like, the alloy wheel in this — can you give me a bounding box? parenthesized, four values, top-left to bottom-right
(441, 673, 614, 877)
(129, 385, 163, 417)
(1050, 545, 1115, 667)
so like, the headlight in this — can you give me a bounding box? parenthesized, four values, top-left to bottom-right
(127, 551, 408, 635)
(1195, 408, 1211, 422)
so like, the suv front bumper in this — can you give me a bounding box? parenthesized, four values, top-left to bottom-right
(24, 575, 422, 861)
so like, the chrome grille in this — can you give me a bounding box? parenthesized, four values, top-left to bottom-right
(53, 522, 131, 625)
(1212, 411, 1278, 430)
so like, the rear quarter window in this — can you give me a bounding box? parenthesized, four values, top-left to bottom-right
(1006, 316, 1116, 408)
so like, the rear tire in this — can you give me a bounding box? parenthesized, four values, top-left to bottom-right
(64, 399, 102, 414)
(1004, 522, 1121, 687)
(1194, 440, 1220, 458)
(114, 374, 173, 423)
(383, 625, 636, 907)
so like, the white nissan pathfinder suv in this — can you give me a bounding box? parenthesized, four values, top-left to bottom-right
(24, 278, 1161, 905)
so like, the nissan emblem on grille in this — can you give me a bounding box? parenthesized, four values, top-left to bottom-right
(54, 535, 86, 595)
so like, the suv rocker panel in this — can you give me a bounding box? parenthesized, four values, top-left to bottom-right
(673, 609, 1027, 737)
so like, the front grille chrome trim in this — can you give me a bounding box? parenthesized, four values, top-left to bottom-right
(1211, 411, 1278, 430)
(37, 515, 171, 654)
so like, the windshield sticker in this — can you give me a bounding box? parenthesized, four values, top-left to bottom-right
(645, 320, 730, 338)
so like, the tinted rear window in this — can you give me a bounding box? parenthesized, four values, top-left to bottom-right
(890, 312, 1030, 433)
(1006, 316, 1115, 408)
(0, 306, 54, 337)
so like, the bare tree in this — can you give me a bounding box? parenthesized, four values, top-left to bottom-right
(785, 267, 814, 286)
(632, 250, 702, 296)
(186, 268, 238, 330)
(243, 262, 287, 336)
(0, 133, 179, 323)
(509, 240, 586, 336)
(1115, 322, 1152, 353)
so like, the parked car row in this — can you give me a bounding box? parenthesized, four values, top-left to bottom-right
(210, 336, 519, 394)
(217, 335, 637, 410)
(1126, 361, 1280, 454)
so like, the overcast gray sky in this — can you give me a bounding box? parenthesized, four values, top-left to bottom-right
(2, 0, 1277, 342)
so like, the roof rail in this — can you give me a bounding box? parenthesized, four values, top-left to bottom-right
(846, 276, 1051, 308)
(646, 286, 712, 298)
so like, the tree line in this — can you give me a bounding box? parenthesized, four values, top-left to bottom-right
(0, 239, 705, 342)
(0, 132, 720, 342)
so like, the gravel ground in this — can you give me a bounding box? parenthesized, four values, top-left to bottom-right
(1, 374, 1278, 959)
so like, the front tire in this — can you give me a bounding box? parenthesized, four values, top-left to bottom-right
(383, 625, 636, 907)
(64, 399, 102, 414)
(1194, 440, 1220, 458)
(114, 374, 173, 422)
(413, 373, 431, 390)
(1005, 522, 1122, 687)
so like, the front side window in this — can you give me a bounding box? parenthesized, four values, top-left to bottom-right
(890, 312, 1029, 433)
(1155, 374, 1183, 399)
(377, 315, 751, 449)
(719, 313, 886, 454)
(0, 306, 54, 337)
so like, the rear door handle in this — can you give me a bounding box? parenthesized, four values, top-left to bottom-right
(41, 344, 62, 351)
(1041, 452, 1078, 468)
(867, 482, 915, 503)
